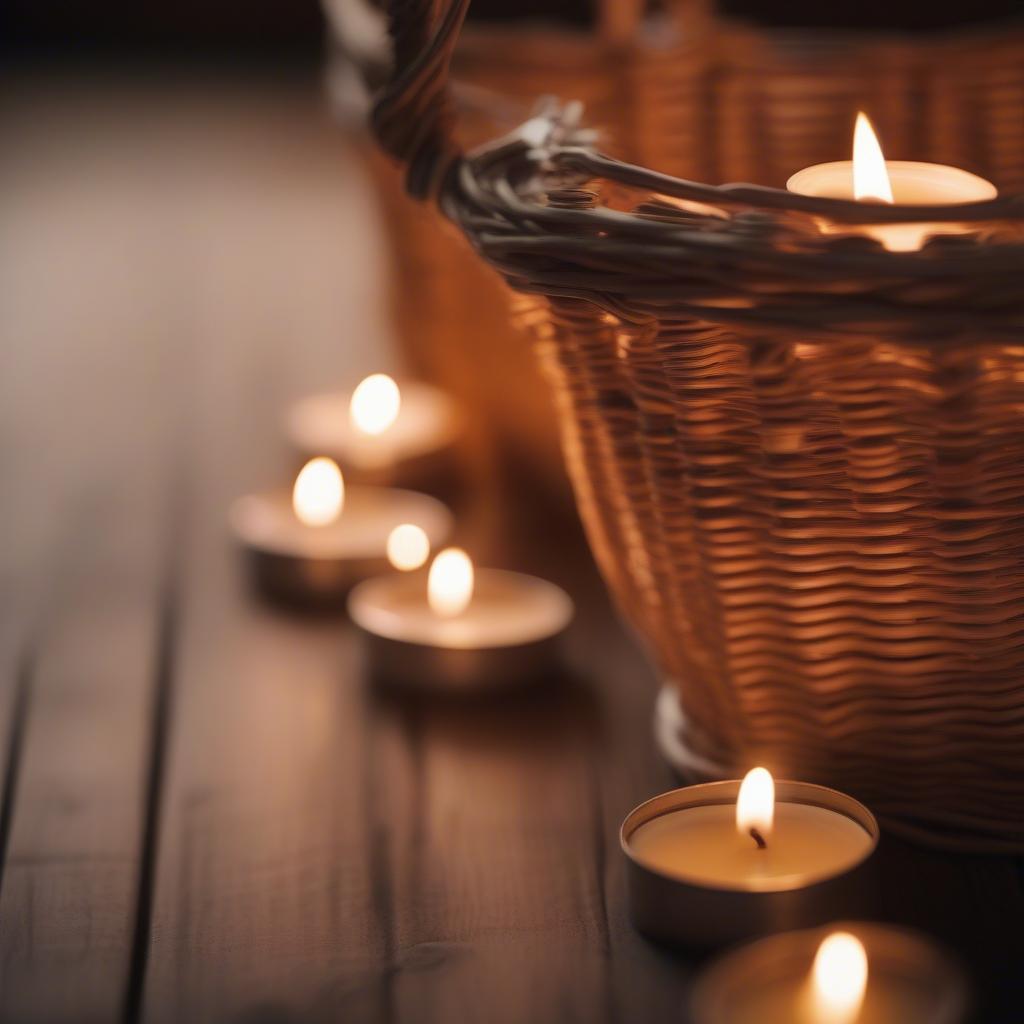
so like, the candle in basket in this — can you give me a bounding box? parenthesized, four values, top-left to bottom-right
(348, 547, 574, 691)
(230, 456, 451, 605)
(286, 374, 461, 484)
(692, 923, 967, 1024)
(621, 769, 878, 947)
(787, 112, 997, 252)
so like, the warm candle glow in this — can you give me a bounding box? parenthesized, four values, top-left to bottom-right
(292, 457, 344, 527)
(387, 523, 430, 571)
(428, 548, 473, 617)
(736, 767, 774, 842)
(789, 114, 997, 252)
(810, 932, 868, 1024)
(350, 373, 401, 436)
(852, 112, 894, 204)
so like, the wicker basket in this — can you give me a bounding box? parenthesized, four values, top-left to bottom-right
(354, 1, 1024, 496)
(372, 0, 1024, 851)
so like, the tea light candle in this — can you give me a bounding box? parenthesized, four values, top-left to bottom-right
(621, 770, 878, 948)
(348, 547, 574, 690)
(692, 923, 967, 1024)
(230, 457, 452, 605)
(787, 112, 997, 251)
(285, 374, 461, 484)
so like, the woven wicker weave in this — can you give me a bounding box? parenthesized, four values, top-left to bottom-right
(373, 0, 1024, 850)
(359, 3, 1024, 495)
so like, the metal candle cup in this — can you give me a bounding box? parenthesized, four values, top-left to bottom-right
(691, 922, 967, 1024)
(230, 485, 452, 607)
(620, 780, 878, 949)
(348, 567, 573, 691)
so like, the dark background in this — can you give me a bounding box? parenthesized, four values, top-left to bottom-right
(2, 0, 1022, 64)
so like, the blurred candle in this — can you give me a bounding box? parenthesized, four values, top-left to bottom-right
(787, 112, 997, 251)
(386, 523, 431, 571)
(293, 456, 345, 526)
(692, 923, 966, 1024)
(427, 547, 474, 617)
(350, 373, 401, 436)
(809, 932, 868, 1024)
(348, 547, 573, 690)
(286, 375, 460, 483)
(230, 457, 451, 606)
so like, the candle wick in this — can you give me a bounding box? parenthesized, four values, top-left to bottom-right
(749, 827, 767, 851)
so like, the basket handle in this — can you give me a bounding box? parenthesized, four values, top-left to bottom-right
(371, 0, 711, 201)
(371, 0, 472, 201)
(370, 0, 691, 200)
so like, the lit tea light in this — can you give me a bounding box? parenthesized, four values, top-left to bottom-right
(692, 923, 966, 1024)
(348, 547, 574, 690)
(620, 769, 878, 947)
(852, 112, 893, 204)
(386, 523, 431, 572)
(230, 457, 452, 606)
(809, 932, 868, 1024)
(787, 111, 997, 251)
(736, 765, 774, 848)
(286, 375, 461, 483)
(293, 456, 345, 527)
(350, 373, 401, 436)
(428, 547, 474, 616)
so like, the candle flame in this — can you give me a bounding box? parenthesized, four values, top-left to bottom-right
(810, 932, 869, 1024)
(350, 373, 401, 436)
(387, 523, 430, 572)
(853, 112, 894, 204)
(292, 457, 344, 527)
(736, 767, 774, 840)
(428, 547, 473, 617)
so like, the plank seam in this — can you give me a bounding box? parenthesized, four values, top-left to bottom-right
(364, 691, 400, 1024)
(121, 553, 180, 1024)
(587, 744, 619, 1024)
(0, 642, 35, 899)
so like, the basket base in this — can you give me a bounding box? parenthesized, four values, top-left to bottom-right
(652, 686, 1024, 853)
(653, 686, 732, 782)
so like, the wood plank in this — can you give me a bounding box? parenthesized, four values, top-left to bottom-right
(0, 594, 35, 898)
(140, 78, 397, 1024)
(0, 74, 186, 1024)
(141, 558, 389, 1024)
(371, 679, 613, 1024)
(0, 496, 172, 1024)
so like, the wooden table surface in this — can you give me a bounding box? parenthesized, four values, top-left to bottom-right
(0, 70, 1021, 1024)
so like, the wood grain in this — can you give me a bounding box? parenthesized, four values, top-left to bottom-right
(135, 78, 399, 1024)
(0, 77, 185, 1024)
(0, 502, 170, 1024)
(370, 683, 611, 1024)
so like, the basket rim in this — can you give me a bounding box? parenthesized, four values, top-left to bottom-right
(373, 0, 1024, 328)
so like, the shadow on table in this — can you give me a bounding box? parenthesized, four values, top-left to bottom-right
(874, 832, 1024, 1024)
(365, 664, 607, 760)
